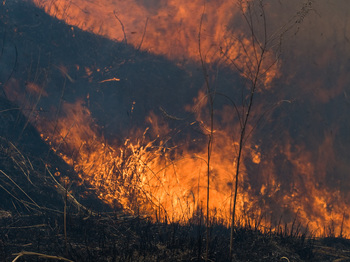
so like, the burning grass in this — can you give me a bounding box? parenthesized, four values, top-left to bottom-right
(30, 98, 350, 240)
(0, 96, 349, 261)
(2, 0, 349, 239)
(1, 1, 350, 260)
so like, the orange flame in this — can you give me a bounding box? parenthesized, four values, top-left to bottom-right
(36, 99, 258, 223)
(29, 96, 350, 238)
(8, 0, 347, 238)
(32, 0, 279, 86)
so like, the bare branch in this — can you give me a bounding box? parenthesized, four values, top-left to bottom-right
(113, 10, 127, 45)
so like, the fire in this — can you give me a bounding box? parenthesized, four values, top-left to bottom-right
(6, 84, 350, 237)
(31, 96, 350, 237)
(36, 99, 253, 223)
(31, 0, 230, 61)
(31, 0, 279, 86)
(3, 0, 349, 238)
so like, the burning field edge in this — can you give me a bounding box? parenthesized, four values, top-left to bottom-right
(1, 0, 350, 261)
(0, 96, 349, 261)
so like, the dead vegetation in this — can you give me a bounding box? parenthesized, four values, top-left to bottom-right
(0, 96, 349, 262)
(1, 205, 350, 261)
(1, 1, 350, 261)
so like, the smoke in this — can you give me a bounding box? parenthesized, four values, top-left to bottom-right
(2, 0, 350, 235)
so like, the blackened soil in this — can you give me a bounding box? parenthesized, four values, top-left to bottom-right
(0, 210, 349, 262)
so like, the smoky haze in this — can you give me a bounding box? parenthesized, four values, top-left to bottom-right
(1, 0, 350, 235)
